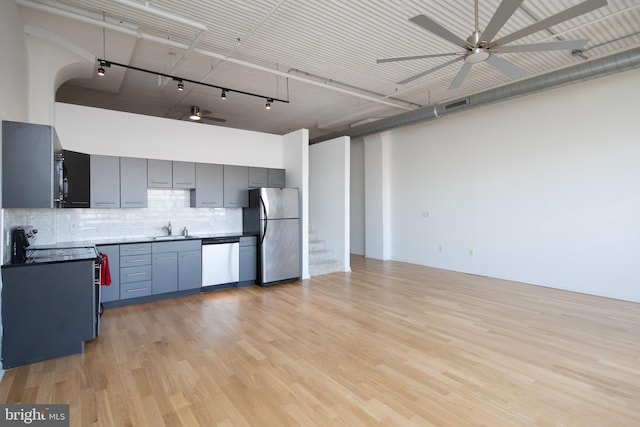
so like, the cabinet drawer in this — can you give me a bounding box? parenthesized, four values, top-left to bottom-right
(120, 243, 151, 256)
(120, 265, 152, 283)
(120, 254, 152, 267)
(120, 280, 152, 299)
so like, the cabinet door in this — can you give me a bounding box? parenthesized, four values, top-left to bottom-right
(178, 250, 202, 290)
(192, 163, 223, 208)
(223, 165, 249, 208)
(248, 167, 268, 188)
(120, 157, 148, 208)
(90, 155, 120, 208)
(63, 150, 90, 208)
(152, 252, 178, 294)
(173, 161, 196, 188)
(148, 159, 172, 188)
(267, 168, 286, 188)
(2, 121, 55, 208)
(239, 245, 257, 283)
(98, 245, 120, 303)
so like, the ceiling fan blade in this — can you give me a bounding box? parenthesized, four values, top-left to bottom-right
(409, 14, 469, 48)
(485, 55, 528, 79)
(493, 0, 607, 47)
(448, 63, 474, 90)
(377, 52, 460, 64)
(481, 0, 525, 42)
(498, 39, 589, 53)
(397, 57, 463, 85)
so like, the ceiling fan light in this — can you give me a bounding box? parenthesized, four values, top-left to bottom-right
(189, 105, 201, 120)
(465, 47, 490, 64)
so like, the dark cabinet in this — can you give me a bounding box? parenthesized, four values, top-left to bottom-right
(239, 236, 257, 285)
(2, 120, 62, 208)
(249, 167, 268, 188)
(268, 168, 286, 188)
(63, 149, 90, 208)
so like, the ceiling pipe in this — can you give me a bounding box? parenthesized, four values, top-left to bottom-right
(16, 0, 416, 113)
(310, 46, 640, 144)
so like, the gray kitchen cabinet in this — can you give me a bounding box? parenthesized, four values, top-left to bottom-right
(63, 149, 90, 208)
(249, 167, 268, 188)
(97, 244, 120, 303)
(224, 165, 249, 208)
(151, 251, 178, 294)
(120, 243, 151, 299)
(179, 250, 202, 290)
(191, 163, 223, 208)
(90, 155, 120, 208)
(1, 260, 96, 368)
(267, 168, 286, 188)
(120, 157, 148, 208)
(239, 236, 257, 285)
(148, 159, 172, 188)
(173, 161, 196, 188)
(2, 120, 62, 208)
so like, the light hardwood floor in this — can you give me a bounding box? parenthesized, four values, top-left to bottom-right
(1, 255, 639, 426)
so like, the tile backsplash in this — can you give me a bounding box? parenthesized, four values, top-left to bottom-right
(3, 189, 242, 254)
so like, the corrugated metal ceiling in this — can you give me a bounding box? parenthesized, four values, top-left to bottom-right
(18, 0, 640, 138)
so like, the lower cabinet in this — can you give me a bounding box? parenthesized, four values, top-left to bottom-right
(120, 243, 152, 299)
(98, 244, 120, 303)
(179, 250, 202, 290)
(239, 236, 257, 285)
(152, 251, 178, 294)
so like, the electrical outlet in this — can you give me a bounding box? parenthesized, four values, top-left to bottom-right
(469, 249, 474, 256)
(421, 211, 430, 219)
(438, 246, 444, 253)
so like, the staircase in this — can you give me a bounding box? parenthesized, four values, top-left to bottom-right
(308, 228, 343, 276)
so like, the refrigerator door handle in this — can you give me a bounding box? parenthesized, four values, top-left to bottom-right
(260, 195, 268, 244)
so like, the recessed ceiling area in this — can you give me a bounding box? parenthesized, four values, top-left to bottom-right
(17, 0, 640, 139)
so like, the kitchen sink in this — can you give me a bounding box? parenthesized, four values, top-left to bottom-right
(151, 235, 196, 241)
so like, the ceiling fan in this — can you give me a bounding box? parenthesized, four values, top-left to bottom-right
(185, 105, 226, 124)
(377, 0, 607, 89)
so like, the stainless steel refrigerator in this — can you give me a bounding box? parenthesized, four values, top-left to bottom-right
(244, 188, 300, 286)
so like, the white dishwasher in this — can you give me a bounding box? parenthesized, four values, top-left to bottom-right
(201, 237, 240, 287)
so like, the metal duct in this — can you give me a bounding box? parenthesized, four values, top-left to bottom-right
(310, 47, 640, 144)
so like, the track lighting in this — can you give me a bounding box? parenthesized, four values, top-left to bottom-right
(96, 59, 289, 108)
(189, 105, 201, 121)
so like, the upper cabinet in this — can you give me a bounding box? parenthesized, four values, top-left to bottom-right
(172, 161, 195, 189)
(120, 157, 148, 208)
(268, 168, 286, 188)
(223, 165, 249, 208)
(191, 163, 223, 208)
(2, 121, 62, 208)
(63, 150, 90, 209)
(90, 155, 120, 208)
(248, 167, 268, 188)
(147, 159, 172, 188)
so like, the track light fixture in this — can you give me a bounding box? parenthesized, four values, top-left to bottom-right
(189, 105, 201, 121)
(97, 58, 288, 109)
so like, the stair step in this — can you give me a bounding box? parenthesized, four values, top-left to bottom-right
(309, 259, 343, 276)
(309, 248, 334, 262)
(308, 239, 326, 251)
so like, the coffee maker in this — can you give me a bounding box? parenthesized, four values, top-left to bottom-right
(12, 226, 37, 263)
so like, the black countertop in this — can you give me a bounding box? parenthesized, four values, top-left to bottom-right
(3, 246, 101, 268)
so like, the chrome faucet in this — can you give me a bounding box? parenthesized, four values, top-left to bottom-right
(162, 221, 172, 236)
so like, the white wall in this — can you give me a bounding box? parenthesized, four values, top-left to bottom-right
(283, 129, 310, 279)
(364, 132, 391, 260)
(350, 138, 365, 255)
(55, 103, 284, 166)
(383, 68, 640, 302)
(309, 136, 351, 272)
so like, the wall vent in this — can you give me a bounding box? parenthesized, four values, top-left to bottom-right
(444, 99, 469, 110)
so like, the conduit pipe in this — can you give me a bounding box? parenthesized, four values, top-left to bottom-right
(17, 0, 414, 111)
(310, 46, 640, 144)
